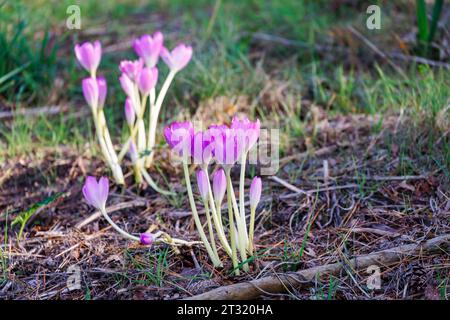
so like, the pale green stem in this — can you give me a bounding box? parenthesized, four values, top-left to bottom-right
(248, 206, 256, 255)
(140, 167, 174, 196)
(91, 108, 124, 185)
(98, 110, 118, 162)
(215, 202, 224, 233)
(238, 152, 249, 243)
(154, 70, 176, 119)
(135, 93, 148, 184)
(145, 88, 156, 167)
(203, 166, 231, 256)
(136, 94, 147, 152)
(100, 206, 139, 242)
(146, 71, 176, 167)
(118, 124, 139, 163)
(99, 113, 125, 184)
(225, 168, 248, 271)
(203, 199, 219, 258)
(226, 171, 249, 271)
(88, 72, 124, 184)
(183, 163, 222, 267)
(226, 170, 239, 276)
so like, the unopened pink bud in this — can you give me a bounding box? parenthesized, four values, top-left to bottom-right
(140, 233, 154, 245)
(249, 176, 262, 209)
(97, 76, 107, 108)
(124, 98, 136, 127)
(196, 169, 209, 201)
(212, 169, 226, 205)
(138, 67, 158, 95)
(82, 77, 99, 109)
(119, 73, 134, 97)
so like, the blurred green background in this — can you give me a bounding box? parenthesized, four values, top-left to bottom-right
(0, 0, 448, 163)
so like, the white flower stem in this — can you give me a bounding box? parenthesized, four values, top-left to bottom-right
(146, 70, 176, 167)
(203, 199, 219, 258)
(88, 69, 124, 185)
(215, 202, 224, 234)
(226, 170, 249, 271)
(118, 124, 139, 163)
(145, 88, 156, 168)
(238, 152, 249, 242)
(100, 206, 139, 242)
(203, 166, 232, 256)
(225, 168, 240, 275)
(140, 167, 173, 195)
(248, 206, 256, 255)
(183, 163, 222, 268)
(91, 108, 124, 185)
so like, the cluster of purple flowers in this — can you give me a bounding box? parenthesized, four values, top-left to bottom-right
(75, 32, 192, 186)
(78, 34, 264, 271)
(164, 117, 262, 272)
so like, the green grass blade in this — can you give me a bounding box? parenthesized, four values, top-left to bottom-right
(0, 62, 31, 86)
(11, 192, 63, 241)
(428, 0, 444, 43)
(416, 0, 429, 43)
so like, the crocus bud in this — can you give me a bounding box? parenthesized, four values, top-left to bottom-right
(119, 59, 144, 81)
(138, 67, 158, 95)
(82, 77, 99, 109)
(82, 176, 109, 210)
(160, 43, 192, 72)
(124, 98, 136, 127)
(133, 32, 164, 68)
(129, 141, 138, 163)
(74, 41, 102, 75)
(212, 169, 226, 205)
(119, 73, 134, 97)
(196, 169, 209, 201)
(140, 233, 154, 245)
(249, 176, 262, 209)
(97, 76, 107, 108)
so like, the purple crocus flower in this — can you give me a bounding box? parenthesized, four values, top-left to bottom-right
(119, 59, 144, 81)
(82, 176, 109, 210)
(192, 130, 213, 165)
(160, 44, 193, 72)
(209, 125, 243, 166)
(74, 41, 102, 75)
(133, 32, 164, 68)
(163, 121, 194, 158)
(231, 117, 260, 152)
